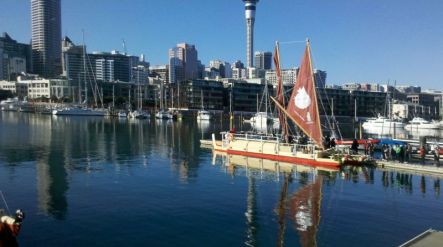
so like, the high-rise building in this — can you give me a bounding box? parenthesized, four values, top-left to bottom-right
(90, 51, 132, 82)
(61, 36, 90, 84)
(313, 69, 327, 88)
(31, 0, 62, 78)
(168, 43, 200, 83)
(254, 51, 272, 70)
(242, 0, 259, 68)
(0, 32, 32, 80)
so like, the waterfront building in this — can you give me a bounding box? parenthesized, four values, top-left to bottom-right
(392, 103, 431, 120)
(229, 80, 272, 112)
(0, 33, 32, 80)
(203, 67, 221, 80)
(265, 68, 298, 86)
(395, 85, 421, 94)
(242, 0, 259, 68)
(132, 65, 150, 85)
(208, 60, 231, 78)
(177, 80, 224, 110)
(49, 78, 76, 100)
(168, 43, 200, 84)
(406, 93, 439, 119)
(313, 69, 327, 88)
(89, 51, 135, 83)
(31, 0, 62, 78)
(254, 51, 272, 70)
(61, 36, 93, 85)
(150, 65, 169, 83)
(0, 80, 17, 94)
(232, 68, 247, 79)
(317, 88, 387, 117)
(15, 77, 61, 100)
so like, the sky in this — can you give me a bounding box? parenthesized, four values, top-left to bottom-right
(1, 0, 442, 89)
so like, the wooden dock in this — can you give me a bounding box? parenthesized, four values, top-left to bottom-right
(376, 160, 443, 176)
(399, 229, 443, 247)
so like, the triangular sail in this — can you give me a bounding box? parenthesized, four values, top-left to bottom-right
(285, 41, 323, 148)
(274, 42, 289, 140)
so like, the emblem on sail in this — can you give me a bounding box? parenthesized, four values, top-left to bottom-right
(294, 87, 311, 109)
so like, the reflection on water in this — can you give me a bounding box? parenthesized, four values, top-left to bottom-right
(0, 112, 208, 219)
(212, 151, 332, 247)
(2, 112, 443, 246)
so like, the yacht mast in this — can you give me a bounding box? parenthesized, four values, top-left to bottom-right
(82, 30, 87, 106)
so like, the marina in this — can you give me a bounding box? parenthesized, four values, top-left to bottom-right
(1, 112, 443, 246)
(0, 0, 442, 246)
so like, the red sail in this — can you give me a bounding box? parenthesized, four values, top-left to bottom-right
(274, 43, 288, 139)
(286, 42, 323, 148)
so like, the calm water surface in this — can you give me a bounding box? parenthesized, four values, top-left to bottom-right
(0, 112, 442, 247)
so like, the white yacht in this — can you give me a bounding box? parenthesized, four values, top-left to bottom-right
(405, 117, 441, 130)
(362, 115, 406, 136)
(52, 106, 107, 116)
(117, 111, 127, 118)
(128, 110, 149, 119)
(362, 115, 405, 129)
(155, 110, 173, 120)
(249, 112, 273, 125)
(0, 97, 20, 111)
(197, 110, 212, 121)
(196, 89, 212, 121)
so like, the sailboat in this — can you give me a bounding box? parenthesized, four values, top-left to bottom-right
(210, 40, 368, 168)
(155, 81, 173, 119)
(246, 84, 276, 131)
(197, 89, 212, 121)
(129, 81, 149, 119)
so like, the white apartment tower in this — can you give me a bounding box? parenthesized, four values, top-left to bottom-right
(31, 0, 62, 78)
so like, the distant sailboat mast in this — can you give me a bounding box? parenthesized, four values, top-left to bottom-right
(82, 30, 87, 106)
(274, 41, 289, 141)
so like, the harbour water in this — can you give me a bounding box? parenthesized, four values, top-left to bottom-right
(1, 112, 443, 246)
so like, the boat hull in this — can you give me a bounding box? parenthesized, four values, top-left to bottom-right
(211, 134, 344, 169)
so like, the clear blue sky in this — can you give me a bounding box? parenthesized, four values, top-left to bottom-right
(1, 0, 442, 89)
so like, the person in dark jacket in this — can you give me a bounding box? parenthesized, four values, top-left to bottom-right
(351, 139, 359, 154)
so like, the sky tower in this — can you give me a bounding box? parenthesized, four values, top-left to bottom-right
(242, 0, 259, 68)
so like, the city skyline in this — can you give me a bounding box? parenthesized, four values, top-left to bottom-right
(0, 0, 442, 89)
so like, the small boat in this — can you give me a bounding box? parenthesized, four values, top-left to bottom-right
(197, 110, 212, 121)
(128, 110, 149, 119)
(155, 110, 173, 120)
(0, 98, 20, 112)
(196, 89, 212, 121)
(52, 106, 107, 116)
(117, 111, 127, 118)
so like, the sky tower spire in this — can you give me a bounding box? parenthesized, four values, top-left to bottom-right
(242, 0, 259, 68)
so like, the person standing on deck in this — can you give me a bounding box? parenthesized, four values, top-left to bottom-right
(434, 145, 440, 167)
(368, 142, 374, 158)
(330, 138, 336, 148)
(399, 145, 404, 163)
(405, 144, 412, 163)
(419, 145, 426, 165)
(351, 139, 359, 154)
